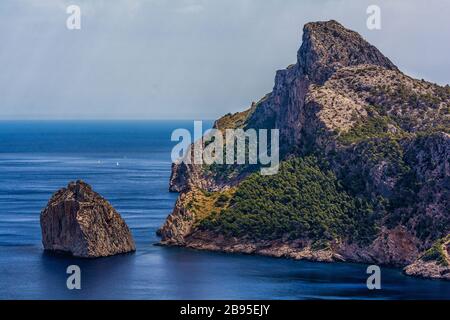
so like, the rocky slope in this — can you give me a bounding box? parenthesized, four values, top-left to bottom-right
(405, 235, 450, 280)
(41, 180, 136, 258)
(159, 20, 450, 280)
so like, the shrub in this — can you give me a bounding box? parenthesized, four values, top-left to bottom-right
(199, 156, 380, 244)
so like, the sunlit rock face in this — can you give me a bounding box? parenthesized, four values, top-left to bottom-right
(162, 20, 450, 280)
(41, 180, 135, 258)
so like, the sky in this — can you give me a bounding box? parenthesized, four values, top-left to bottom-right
(0, 0, 449, 120)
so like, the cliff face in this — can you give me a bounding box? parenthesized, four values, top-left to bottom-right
(298, 20, 398, 84)
(168, 21, 391, 192)
(160, 20, 450, 280)
(246, 20, 398, 154)
(41, 181, 136, 258)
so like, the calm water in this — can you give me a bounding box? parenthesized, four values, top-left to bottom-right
(0, 121, 449, 300)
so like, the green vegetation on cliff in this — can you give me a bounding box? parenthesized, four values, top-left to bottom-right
(421, 235, 450, 266)
(161, 21, 450, 281)
(200, 157, 380, 244)
(338, 113, 394, 145)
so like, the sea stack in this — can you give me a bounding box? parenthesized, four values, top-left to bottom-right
(40, 180, 136, 258)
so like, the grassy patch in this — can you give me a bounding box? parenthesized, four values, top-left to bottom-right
(337, 107, 404, 145)
(421, 235, 450, 266)
(185, 188, 236, 226)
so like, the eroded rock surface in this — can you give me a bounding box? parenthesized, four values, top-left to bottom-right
(41, 180, 135, 258)
(161, 20, 450, 281)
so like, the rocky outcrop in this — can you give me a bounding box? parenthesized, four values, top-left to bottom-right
(157, 191, 194, 244)
(243, 20, 399, 155)
(168, 226, 420, 267)
(405, 236, 450, 280)
(181, 230, 342, 262)
(161, 20, 450, 281)
(298, 20, 398, 84)
(405, 260, 450, 280)
(41, 180, 136, 258)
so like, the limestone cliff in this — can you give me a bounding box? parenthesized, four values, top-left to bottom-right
(41, 180, 136, 258)
(160, 20, 450, 280)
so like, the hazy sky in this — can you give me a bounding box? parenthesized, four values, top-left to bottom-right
(1, 0, 449, 120)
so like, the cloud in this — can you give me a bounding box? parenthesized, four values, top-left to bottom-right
(178, 4, 204, 14)
(177, 0, 205, 14)
(0, 0, 449, 120)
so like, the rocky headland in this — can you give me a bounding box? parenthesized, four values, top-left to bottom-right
(159, 20, 450, 280)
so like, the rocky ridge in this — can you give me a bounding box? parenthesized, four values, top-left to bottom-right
(159, 20, 450, 280)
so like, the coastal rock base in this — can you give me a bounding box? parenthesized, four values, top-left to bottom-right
(404, 260, 450, 280)
(162, 229, 450, 281)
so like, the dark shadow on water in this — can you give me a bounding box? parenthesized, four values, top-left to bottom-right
(42, 249, 136, 260)
(39, 250, 138, 299)
(153, 245, 450, 300)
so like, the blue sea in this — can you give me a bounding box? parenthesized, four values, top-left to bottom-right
(0, 121, 449, 300)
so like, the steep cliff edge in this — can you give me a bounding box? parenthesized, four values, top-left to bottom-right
(41, 180, 136, 258)
(159, 20, 450, 280)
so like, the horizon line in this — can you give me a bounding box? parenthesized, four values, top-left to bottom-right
(0, 118, 216, 121)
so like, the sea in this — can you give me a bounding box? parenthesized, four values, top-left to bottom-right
(0, 120, 449, 300)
